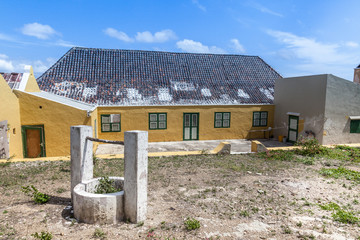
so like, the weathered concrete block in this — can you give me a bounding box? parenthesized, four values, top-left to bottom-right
(211, 142, 231, 155)
(70, 125, 93, 201)
(124, 131, 148, 223)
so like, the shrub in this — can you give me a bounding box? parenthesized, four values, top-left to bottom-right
(295, 136, 326, 156)
(21, 185, 50, 204)
(94, 176, 122, 194)
(184, 217, 200, 230)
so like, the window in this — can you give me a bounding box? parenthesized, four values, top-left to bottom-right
(101, 114, 121, 132)
(253, 111, 268, 127)
(214, 112, 231, 128)
(149, 113, 167, 130)
(350, 120, 360, 133)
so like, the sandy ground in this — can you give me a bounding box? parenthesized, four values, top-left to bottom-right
(0, 153, 359, 240)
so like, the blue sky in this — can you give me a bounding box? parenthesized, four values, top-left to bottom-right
(1, 0, 359, 80)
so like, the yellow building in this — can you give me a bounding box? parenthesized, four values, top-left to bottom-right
(1, 48, 281, 158)
(0, 67, 92, 158)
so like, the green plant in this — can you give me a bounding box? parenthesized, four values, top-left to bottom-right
(295, 136, 326, 156)
(136, 221, 144, 227)
(21, 185, 50, 204)
(257, 150, 295, 161)
(31, 231, 53, 240)
(281, 225, 292, 234)
(320, 167, 360, 184)
(319, 202, 359, 224)
(94, 176, 122, 194)
(184, 217, 200, 230)
(56, 187, 66, 193)
(93, 228, 106, 239)
(239, 210, 250, 217)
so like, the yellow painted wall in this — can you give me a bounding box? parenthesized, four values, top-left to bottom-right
(15, 91, 91, 157)
(24, 67, 40, 92)
(0, 76, 22, 157)
(96, 105, 274, 142)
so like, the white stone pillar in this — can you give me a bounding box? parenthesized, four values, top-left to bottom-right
(71, 125, 93, 202)
(124, 131, 148, 223)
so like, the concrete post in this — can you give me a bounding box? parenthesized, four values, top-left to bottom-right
(71, 125, 93, 202)
(124, 131, 148, 223)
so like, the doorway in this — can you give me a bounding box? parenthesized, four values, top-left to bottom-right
(22, 125, 46, 158)
(183, 113, 199, 140)
(288, 115, 299, 143)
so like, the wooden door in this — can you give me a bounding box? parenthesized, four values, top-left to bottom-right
(22, 125, 45, 158)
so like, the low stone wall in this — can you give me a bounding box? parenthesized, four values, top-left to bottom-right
(73, 177, 124, 224)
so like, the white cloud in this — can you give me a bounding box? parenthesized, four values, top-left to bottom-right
(104, 28, 134, 42)
(135, 29, 176, 43)
(21, 22, 58, 39)
(267, 29, 360, 79)
(176, 39, 226, 54)
(0, 54, 9, 59)
(267, 30, 354, 64)
(55, 39, 76, 47)
(230, 39, 245, 53)
(0, 55, 54, 75)
(345, 41, 359, 48)
(0, 59, 14, 72)
(104, 28, 176, 43)
(0, 33, 14, 41)
(192, 0, 206, 12)
(249, 2, 283, 17)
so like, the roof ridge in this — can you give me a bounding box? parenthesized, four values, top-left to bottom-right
(69, 46, 259, 58)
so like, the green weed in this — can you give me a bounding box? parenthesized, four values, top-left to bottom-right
(320, 167, 360, 184)
(31, 231, 53, 240)
(319, 202, 359, 224)
(184, 218, 200, 230)
(93, 228, 106, 239)
(94, 176, 122, 194)
(257, 150, 295, 161)
(21, 185, 50, 204)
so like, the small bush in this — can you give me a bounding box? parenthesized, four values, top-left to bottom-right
(94, 176, 122, 194)
(21, 185, 50, 204)
(184, 217, 200, 230)
(295, 136, 326, 156)
(31, 231, 52, 240)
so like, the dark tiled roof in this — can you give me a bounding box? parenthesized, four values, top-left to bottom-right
(37, 47, 281, 106)
(1, 72, 23, 90)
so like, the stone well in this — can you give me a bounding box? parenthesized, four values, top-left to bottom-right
(73, 177, 124, 224)
(70, 126, 148, 224)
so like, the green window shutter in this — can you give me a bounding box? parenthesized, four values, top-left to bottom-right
(350, 120, 360, 133)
